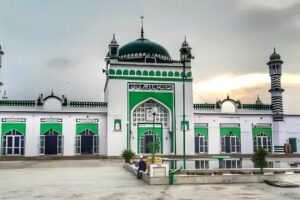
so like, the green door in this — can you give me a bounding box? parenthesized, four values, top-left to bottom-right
(289, 138, 297, 153)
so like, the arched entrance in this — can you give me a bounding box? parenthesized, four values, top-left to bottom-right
(2, 130, 25, 155)
(132, 99, 169, 154)
(40, 129, 63, 155)
(76, 129, 98, 154)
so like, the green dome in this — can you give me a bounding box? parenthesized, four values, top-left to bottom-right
(118, 38, 171, 63)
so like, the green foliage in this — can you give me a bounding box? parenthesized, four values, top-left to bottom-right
(147, 141, 160, 164)
(121, 149, 135, 163)
(252, 148, 268, 174)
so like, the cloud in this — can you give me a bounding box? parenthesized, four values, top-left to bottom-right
(193, 73, 300, 103)
(236, 0, 300, 10)
(46, 58, 78, 68)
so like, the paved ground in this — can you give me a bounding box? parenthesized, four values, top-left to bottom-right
(0, 160, 300, 200)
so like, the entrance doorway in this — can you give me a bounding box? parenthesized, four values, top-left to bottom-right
(2, 130, 25, 155)
(75, 130, 98, 154)
(140, 131, 160, 153)
(40, 129, 63, 155)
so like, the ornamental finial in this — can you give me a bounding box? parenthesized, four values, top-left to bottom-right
(140, 16, 144, 39)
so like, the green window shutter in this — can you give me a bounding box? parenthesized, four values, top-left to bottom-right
(174, 71, 180, 77)
(2, 123, 26, 135)
(155, 71, 161, 76)
(40, 123, 62, 135)
(76, 123, 98, 135)
(168, 71, 173, 77)
(162, 71, 167, 77)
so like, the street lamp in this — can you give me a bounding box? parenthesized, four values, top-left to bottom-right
(151, 107, 158, 153)
(180, 39, 194, 169)
(182, 57, 187, 169)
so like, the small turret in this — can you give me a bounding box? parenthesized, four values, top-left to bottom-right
(108, 34, 119, 59)
(180, 36, 193, 62)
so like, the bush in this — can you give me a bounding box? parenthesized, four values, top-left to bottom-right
(121, 149, 135, 163)
(252, 148, 268, 174)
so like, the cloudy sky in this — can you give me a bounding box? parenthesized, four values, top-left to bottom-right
(0, 0, 300, 114)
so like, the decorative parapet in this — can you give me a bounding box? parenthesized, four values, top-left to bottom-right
(0, 100, 36, 107)
(240, 104, 272, 110)
(193, 103, 272, 111)
(193, 104, 216, 110)
(69, 101, 107, 108)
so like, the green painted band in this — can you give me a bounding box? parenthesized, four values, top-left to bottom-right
(109, 75, 192, 82)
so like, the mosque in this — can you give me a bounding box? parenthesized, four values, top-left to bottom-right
(0, 22, 299, 168)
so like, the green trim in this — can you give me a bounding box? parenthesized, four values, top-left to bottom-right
(109, 69, 115, 75)
(220, 127, 240, 137)
(128, 89, 175, 153)
(76, 123, 98, 135)
(194, 127, 208, 139)
(252, 127, 272, 138)
(123, 69, 128, 75)
(40, 123, 62, 135)
(1, 123, 26, 135)
(109, 75, 192, 82)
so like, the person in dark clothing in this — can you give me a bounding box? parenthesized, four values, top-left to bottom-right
(137, 155, 147, 179)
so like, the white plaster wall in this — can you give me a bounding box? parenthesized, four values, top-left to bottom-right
(0, 112, 106, 157)
(194, 114, 273, 154)
(106, 79, 128, 156)
(174, 81, 194, 156)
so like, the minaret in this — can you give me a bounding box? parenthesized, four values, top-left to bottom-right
(0, 45, 4, 88)
(267, 48, 284, 121)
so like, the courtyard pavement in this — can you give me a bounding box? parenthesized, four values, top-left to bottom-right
(0, 159, 300, 200)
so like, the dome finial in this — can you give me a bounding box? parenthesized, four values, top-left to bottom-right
(140, 16, 144, 39)
(274, 47, 276, 53)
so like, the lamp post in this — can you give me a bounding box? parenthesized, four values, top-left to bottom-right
(151, 107, 158, 154)
(182, 57, 186, 169)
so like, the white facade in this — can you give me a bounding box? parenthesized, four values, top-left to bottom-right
(1, 32, 300, 159)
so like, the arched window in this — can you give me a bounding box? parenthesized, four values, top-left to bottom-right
(221, 132, 240, 153)
(253, 133, 271, 152)
(195, 134, 208, 153)
(132, 99, 169, 127)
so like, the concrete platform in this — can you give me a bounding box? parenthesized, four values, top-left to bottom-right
(1, 160, 300, 200)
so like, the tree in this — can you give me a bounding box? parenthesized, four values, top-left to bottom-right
(252, 148, 268, 174)
(147, 141, 160, 164)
